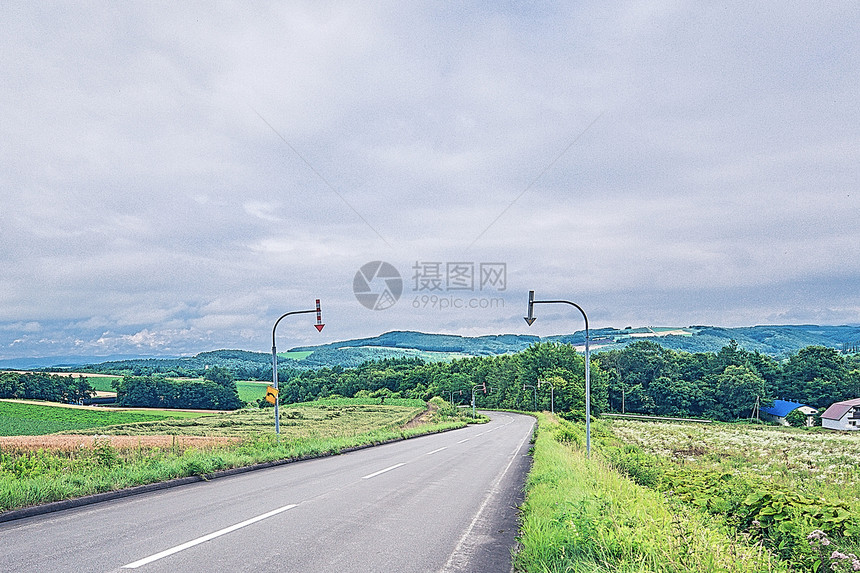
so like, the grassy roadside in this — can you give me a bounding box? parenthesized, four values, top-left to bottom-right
(514, 413, 789, 573)
(0, 398, 473, 514)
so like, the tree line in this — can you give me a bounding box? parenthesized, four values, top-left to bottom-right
(0, 367, 242, 411)
(7, 342, 857, 420)
(597, 340, 859, 419)
(0, 372, 94, 403)
(270, 342, 607, 419)
(270, 341, 859, 422)
(111, 366, 242, 410)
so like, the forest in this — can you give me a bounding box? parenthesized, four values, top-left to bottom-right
(270, 341, 860, 422)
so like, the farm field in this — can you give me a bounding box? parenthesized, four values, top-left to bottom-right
(236, 380, 268, 403)
(0, 400, 208, 436)
(59, 399, 428, 438)
(608, 420, 860, 502)
(604, 419, 860, 571)
(279, 350, 313, 360)
(0, 398, 469, 514)
(83, 375, 122, 392)
(516, 414, 788, 573)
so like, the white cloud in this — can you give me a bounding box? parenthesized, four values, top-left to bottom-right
(0, 2, 858, 358)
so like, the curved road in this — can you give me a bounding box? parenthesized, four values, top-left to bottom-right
(1, 411, 535, 572)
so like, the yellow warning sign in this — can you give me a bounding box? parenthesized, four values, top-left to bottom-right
(265, 386, 279, 405)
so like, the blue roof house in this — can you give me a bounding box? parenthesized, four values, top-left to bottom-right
(760, 399, 817, 427)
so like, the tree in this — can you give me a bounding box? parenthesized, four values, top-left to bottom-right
(203, 366, 234, 387)
(784, 408, 808, 428)
(115, 375, 242, 409)
(709, 365, 767, 421)
(780, 346, 850, 407)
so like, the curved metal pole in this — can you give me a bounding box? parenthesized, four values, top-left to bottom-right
(538, 379, 555, 415)
(271, 301, 323, 437)
(470, 383, 491, 418)
(526, 291, 591, 456)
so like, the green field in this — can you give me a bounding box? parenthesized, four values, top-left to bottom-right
(83, 376, 122, 392)
(236, 381, 269, 403)
(0, 400, 209, 436)
(278, 350, 313, 360)
(62, 399, 428, 438)
(0, 397, 471, 513)
(516, 415, 860, 572)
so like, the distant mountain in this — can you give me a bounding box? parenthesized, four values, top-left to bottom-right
(285, 331, 540, 369)
(284, 325, 860, 367)
(290, 330, 539, 355)
(0, 354, 181, 370)
(8, 325, 859, 375)
(545, 324, 860, 357)
(273, 325, 860, 369)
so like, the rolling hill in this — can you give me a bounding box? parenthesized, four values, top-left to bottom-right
(6, 325, 860, 374)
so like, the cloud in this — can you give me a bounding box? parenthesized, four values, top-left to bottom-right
(0, 2, 858, 359)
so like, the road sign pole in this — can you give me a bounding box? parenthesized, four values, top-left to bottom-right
(271, 300, 325, 440)
(525, 290, 591, 456)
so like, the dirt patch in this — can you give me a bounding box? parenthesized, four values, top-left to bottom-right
(0, 435, 241, 452)
(403, 403, 437, 429)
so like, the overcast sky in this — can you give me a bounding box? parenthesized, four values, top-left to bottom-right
(1, 2, 858, 359)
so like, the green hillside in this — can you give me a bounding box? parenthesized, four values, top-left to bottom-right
(54, 325, 860, 377)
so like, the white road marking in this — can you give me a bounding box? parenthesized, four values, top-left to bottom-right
(457, 438, 470, 443)
(425, 447, 448, 456)
(122, 504, 298, 569)
(361, 462, 405, 479)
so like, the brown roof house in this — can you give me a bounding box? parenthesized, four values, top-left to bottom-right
(821, 398, 860, 431)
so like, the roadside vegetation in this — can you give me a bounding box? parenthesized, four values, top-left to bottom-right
(0, 397, 474, 514)
(515, 414, 859, 573)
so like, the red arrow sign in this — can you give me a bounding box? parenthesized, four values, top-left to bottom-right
(315, 299, 324, 331)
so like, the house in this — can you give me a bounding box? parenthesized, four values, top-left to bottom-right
(760, 399, 817, 427)
(821, 398, 860, 431)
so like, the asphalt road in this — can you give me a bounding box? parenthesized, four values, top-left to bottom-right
(1, 411, 535, 573)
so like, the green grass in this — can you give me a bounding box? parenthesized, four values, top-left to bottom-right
(0, 400, 209, 436)
(604, 419, 860, 569)
(514, 413, 789, 572)
(82, 376, 122, 392)
(278, 351, 313, 360)
(235, 381, 269, 403)
(0, 398, 471, 513)
(62, 401, 428, 438)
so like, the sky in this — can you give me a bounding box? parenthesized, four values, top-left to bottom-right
(1, 1, 858, 360)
